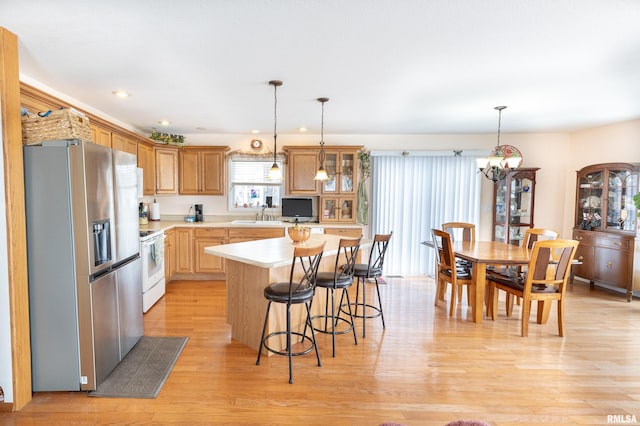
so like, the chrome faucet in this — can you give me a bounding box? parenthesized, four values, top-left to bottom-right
(256, 205, 273, 221)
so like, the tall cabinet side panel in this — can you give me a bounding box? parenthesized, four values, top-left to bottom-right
(24, 146, 81, 391)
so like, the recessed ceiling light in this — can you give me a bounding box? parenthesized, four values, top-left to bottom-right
(112, 90, 130, 98)
(196, 127, 207, 131)
(158, 120, 171, 126)
(298, 127, 308, 132)
(251, 129, 260, 134)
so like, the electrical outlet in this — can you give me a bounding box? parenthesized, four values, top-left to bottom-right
(80, 376, 88, 385)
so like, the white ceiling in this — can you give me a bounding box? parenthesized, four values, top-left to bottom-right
(3, 0, 640, 136)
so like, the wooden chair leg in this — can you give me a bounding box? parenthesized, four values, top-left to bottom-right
(490, 284, 499, 320)
(521, 299, 531, 337)
(536, 300, 551, 324)
(449, 283, 457, 317)
(557, 299, 565, 337)
(505, 293, 514, 317)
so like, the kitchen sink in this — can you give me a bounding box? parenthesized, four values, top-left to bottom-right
(230, 220, 283, 225)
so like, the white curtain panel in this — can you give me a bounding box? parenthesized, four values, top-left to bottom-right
(371, 154, 481, 275)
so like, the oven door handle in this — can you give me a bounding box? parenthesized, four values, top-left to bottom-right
(141, 235, 165, 247)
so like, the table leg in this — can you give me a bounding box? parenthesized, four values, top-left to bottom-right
(471, 262, 485, 323)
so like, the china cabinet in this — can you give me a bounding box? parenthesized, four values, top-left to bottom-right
(572, 162, 640, 301)
(492, 168, 539, 245)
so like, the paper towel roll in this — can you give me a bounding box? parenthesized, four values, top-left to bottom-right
(150, 201, 160, 221)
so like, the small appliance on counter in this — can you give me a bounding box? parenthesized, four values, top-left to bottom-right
(195, 204, 203, 222)
(149, 199, 160, 221)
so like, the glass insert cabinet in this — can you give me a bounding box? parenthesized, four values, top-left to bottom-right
(572, 163, 640, 301)
(575, 163, 639, 232)
(492, 168, 539, 245)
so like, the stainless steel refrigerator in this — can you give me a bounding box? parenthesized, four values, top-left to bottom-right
(24, 139, 143, 391)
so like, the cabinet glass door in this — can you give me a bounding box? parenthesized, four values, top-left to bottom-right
(322, 153, 338, 193)
(576, 171, 604, 230)
(607, 170, 638, 232)
(340, 153, 355, 193)
(494, 181, 507, 243)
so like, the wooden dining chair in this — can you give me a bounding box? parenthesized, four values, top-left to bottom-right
(500, 228, 560, 316)
(442, 222, 476, 305)
(431, 229, 474, 317)
(487, 239, 579, 336)
(442, 222, 476, 244)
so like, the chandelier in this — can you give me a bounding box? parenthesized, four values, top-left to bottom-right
(476, 106, 522, 183)
(314, 97, 329, 181)
(268, 80, 283, 180)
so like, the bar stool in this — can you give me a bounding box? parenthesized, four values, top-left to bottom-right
(255, 242, 325, 384)
(343, 232, 392, 338)
(310, 237, 361, 357)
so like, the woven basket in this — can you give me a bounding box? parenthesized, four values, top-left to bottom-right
(22, 108, 92, 145)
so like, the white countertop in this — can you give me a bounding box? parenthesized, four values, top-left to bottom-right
(140, 220, 362, 232)
(204, 234, 360, 268)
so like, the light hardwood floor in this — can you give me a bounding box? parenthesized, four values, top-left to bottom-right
(2, 276, 639, 425)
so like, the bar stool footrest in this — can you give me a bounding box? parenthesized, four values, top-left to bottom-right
(262, 331, 316, 357)
(340, 302, 382, 320)
(310, 314, 355, 335)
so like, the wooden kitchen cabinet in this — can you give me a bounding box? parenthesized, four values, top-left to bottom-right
(155, 147, 178, 194)
(573, 163, 640, 301)
(164, 228, 176, 281)
(174, 227, 194, 274)
(137, 141, 156, 195)
(320, 196, 356, 223)
(284, 147, 320, 195)
(178, 146, 229, 195)
(323, 227, 362, 238)
(320, 149, 357, 195)
(227, 227, 284, 244)
(112, 133, 137, 155)
(194, 228, 226, 274)
(90, 124, 111, 148)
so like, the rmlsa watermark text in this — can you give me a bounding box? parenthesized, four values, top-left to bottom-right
(608, 414, 638, 424)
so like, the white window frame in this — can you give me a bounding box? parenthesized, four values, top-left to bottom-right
(228, 156, 283, 212)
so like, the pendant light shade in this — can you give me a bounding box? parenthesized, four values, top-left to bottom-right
(268, 80, 282, 180)
(314, 97, 329, 181)
(477, 106, 523, 183)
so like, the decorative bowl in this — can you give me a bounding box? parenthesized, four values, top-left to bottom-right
(288, 226, 311, 245)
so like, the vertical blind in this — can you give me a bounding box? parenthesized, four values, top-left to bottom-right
(371, 154, 481, 275)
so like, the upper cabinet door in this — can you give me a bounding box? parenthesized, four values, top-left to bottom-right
(201, 150, 225, 195)
(286, 148, 320, 195)
(155, 147, 178, 194)
(137, 142, 156, 196)
(178, 147, 227, 195)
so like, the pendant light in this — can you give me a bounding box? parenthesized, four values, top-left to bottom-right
(476, 106, 523, 183)
(314, 97, 329, 181)
(268, 80, 282, 180)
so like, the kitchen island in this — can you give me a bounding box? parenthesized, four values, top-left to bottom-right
(204, 234, 362, 353)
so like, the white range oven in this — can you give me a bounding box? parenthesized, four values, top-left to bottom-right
(139, 230, 166, 313)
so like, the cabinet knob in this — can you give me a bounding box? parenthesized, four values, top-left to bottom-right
(606, 261, 613, 269)
(578, 256, 584, 261)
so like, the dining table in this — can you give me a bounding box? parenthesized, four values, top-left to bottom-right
(453, 241, 533, 323)
(423, 239, 532, 323)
